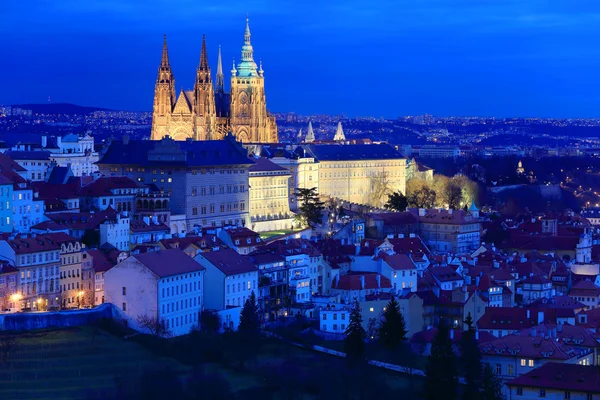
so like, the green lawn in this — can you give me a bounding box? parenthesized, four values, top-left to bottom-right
(259, 229, 299, 240)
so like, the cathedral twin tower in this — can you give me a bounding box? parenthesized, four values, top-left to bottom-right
(150, 19, 278, 143)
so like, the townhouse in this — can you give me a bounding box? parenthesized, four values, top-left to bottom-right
(104, 249, 205, 336)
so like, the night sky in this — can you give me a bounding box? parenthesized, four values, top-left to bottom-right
(2, 0, 600, 118)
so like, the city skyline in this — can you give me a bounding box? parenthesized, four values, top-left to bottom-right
(2, 0, 600, 118)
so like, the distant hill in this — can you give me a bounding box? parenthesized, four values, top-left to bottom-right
(10, 103, 112, 115)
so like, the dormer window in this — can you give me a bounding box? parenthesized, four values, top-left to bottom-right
(235, 240, 240, 245)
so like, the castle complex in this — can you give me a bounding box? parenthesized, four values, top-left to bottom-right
(150, 19, 278, 143)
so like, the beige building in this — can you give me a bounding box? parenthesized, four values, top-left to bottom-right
(299, 144, 406, 208)
(58, 236, 84, 308)
(271, 155, 319, 211)
(150, 20, 277, 143)
(248, 158, 293, 232)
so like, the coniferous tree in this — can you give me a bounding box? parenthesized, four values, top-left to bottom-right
(344, 300, 367, 366)
(481, 363, 503, 400)
(425, 319, 458, 400)
(460, 313, 482, 400)
(377, 296, 408, 350)
(238, 291, 261, 336)
(294, 187, 325, 228)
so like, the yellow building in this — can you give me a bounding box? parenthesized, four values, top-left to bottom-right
(299, 144, 406, 208)
(248, 158, 293, 232)
(59, 238, 84, 309)
(271, 155, 319, 211)
(150, 19, 278, 143)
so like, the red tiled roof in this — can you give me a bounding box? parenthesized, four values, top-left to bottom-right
(577, 307, 600, 329)
(569, 281, 600, 297)
(477, 308, 544, 331)
(198, 249, 258, 276)
(32, 208, 119, 232)
(381, 253, 417, 271)
(408, 208, 479, 225)
(429, 266, 463, 282)
(78, 176, 143, 197)
(332, 273, 392, 291)
(159, 235, 224, 251)
(480, 334, 581, 360)
(506, 363, 600, 393)
(85, 249, 115, 273)
(531, 296, 585, 310)
(519, 324, 600, 348)
(132, 249, 205, 278)
(130, 219, 169, 233)
(2, 232, 79, 255)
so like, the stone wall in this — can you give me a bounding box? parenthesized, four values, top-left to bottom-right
(0, 303, 115, 331)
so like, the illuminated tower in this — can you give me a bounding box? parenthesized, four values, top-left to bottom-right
(193, 35, 217, 140)
(151, 35, 176, 140)
(229, 18, 278, 143)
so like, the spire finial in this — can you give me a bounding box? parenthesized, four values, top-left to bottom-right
(231, 58, 237, 75)
(244, 16, 251, 45)
(161, 34, 170, 67)
(216, 45, 224, 93)
(199, 34, 209, 70)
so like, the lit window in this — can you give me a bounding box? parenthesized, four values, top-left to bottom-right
(369, 307, 374, 312)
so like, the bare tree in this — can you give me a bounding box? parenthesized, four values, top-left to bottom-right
(369, 172, 392, 207)
(137, 314, 171, 337)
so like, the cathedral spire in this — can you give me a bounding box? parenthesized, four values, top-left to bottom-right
(216, 45, 224, 93)
(196, 34, 211, 84)
(236, 17, 258, 77)
(305, 121, 315, 143)
(333, 121, 346, 141)
(161, 34, 170, 67)
(199, 34, 209, 71)
(244, 17, 251, 45)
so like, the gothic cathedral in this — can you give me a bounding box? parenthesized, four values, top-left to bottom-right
(150, 19, 278, 143)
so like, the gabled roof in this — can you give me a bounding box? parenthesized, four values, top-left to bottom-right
(381, 253, 417, 271)
(85, 249, 115, 273)
(506, 363, 600, 393)
(78, 177, 143, 197)
(132, 249, 204, 278)
(172, 90, 192, 114)
(197, 249, 258, 276)
(480, 334, 583, 360)
(2, 232, 79, 255)
(249, 157, 289, 173)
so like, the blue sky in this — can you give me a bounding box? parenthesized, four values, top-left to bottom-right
(2, 0, 600, 117)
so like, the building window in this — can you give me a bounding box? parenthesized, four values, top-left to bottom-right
(539, 389, 545, 398)
(495, 364, 501, 375)
(122, 302, 127, 311)
(122, 287, 126, 296)
(516, 388, 523, 396)
(564, 392, 570, 399)
(507, 364, 514, 376)
(520, 359, 526, 367)
(528, 359, 534, 367)
(322, 314, 327, 320)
